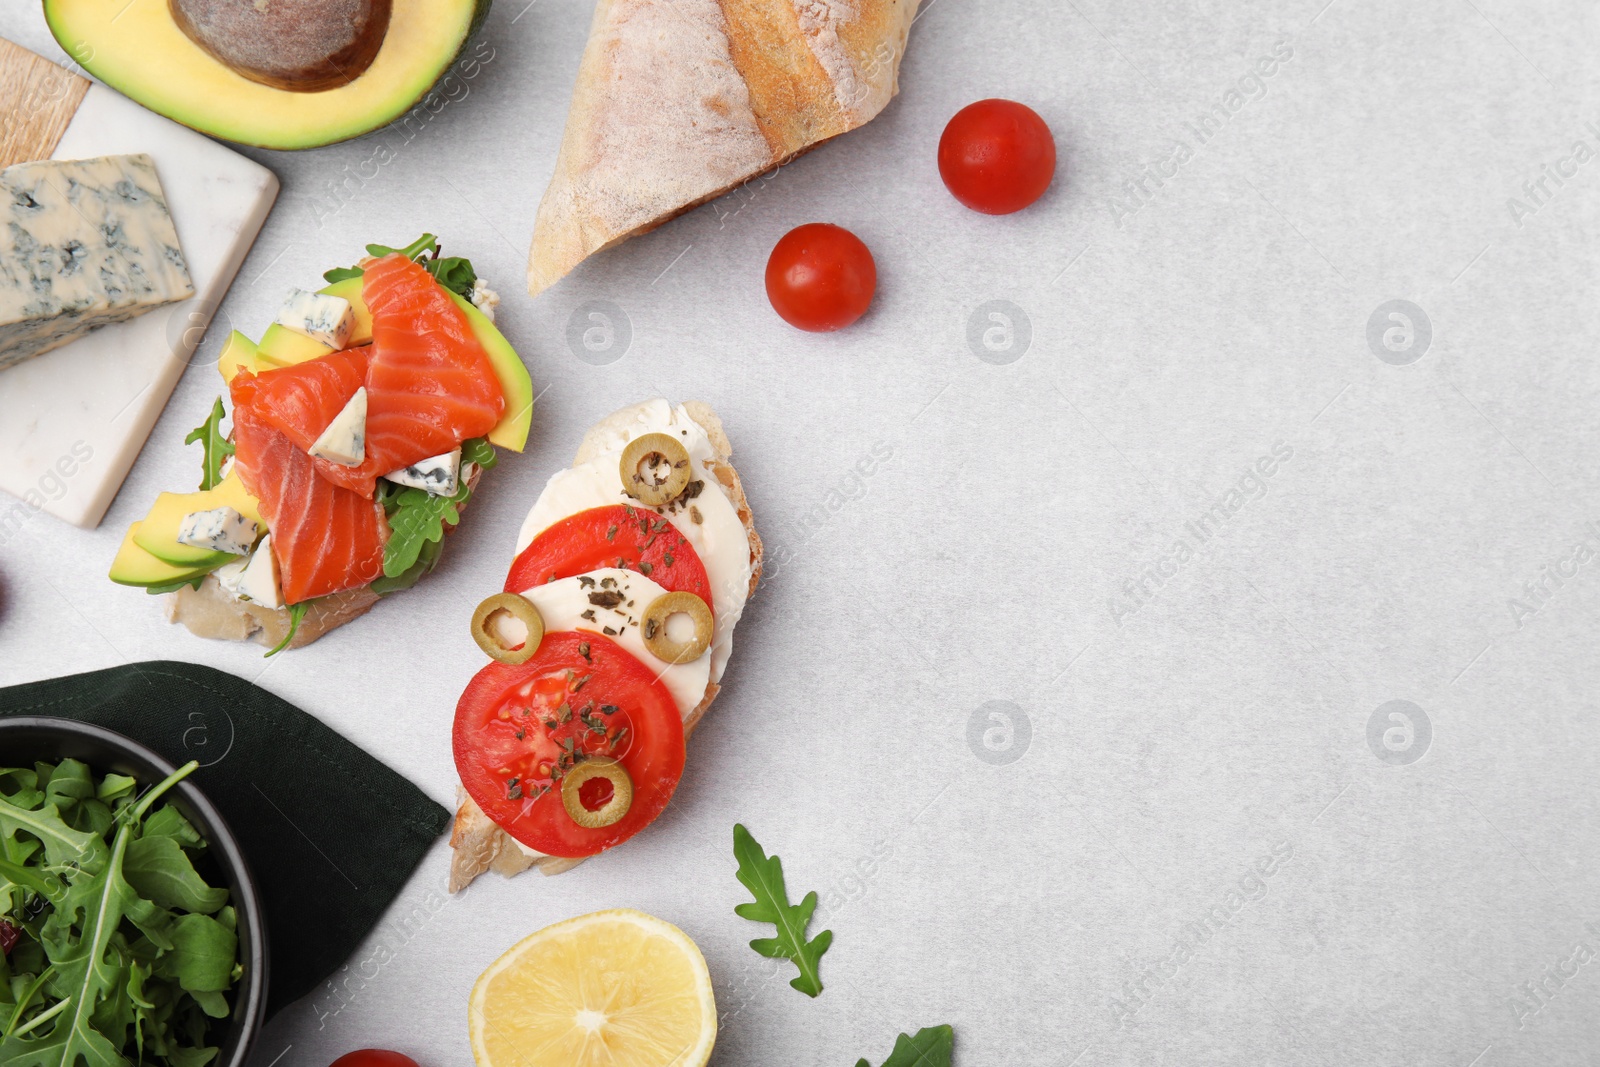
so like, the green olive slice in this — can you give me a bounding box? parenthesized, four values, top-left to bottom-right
(619, 432, 692, 506)
(471, 592, 545, 665)
(640, 591, 713, 664)
(561, 757, 633, 829)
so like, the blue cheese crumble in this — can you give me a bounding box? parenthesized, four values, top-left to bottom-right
(275, 287, 355, 349)
(176, 506, 257, 556)
(309, 386, 367, 467)
(384, 447, 461, 496)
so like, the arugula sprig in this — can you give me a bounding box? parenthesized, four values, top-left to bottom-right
(732, 823, 832, 998)
(856, 1026, 955, 1067)
(0, 758, 238, 1067)
(323, 233, 478, 299)
(183, 398, 235, 491)
(377, 438, 496, 580)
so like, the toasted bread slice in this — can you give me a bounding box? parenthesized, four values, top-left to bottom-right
(527, 0, 919, 296)
(449, 401, 760, 892)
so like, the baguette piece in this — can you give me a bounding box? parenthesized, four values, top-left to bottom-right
(449, 401, 760, 891)
(527, 0, 919, 296)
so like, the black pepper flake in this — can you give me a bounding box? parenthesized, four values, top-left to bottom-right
(644, 618, 659, 640)
(664, 553, 674, 566)
(571, 673, 592, 692)
(690, 506, 703, 524)
(578, 575, 596, 589)
(581, 609, 596, 621)
(603, 626, 618, 636)
(606, 524, 618, 541)
(601, 704, 619, 715)
(588, 590, 625, 608)
(579, 642, 591, 661)
(638, 561, 654, 576)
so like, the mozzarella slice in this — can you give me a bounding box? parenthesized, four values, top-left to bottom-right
(517, 568, 709, 722)
(514, 402, 752, 681)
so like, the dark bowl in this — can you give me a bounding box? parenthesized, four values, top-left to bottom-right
(0, 717, 268, 1067)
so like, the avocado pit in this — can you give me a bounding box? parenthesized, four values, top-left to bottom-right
(169, 0, 392, 92)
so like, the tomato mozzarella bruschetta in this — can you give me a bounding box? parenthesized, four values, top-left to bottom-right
(449, 400, 760, 890)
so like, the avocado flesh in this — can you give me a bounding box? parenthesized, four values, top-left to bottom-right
(110, 523, 222, 588)
(134, 473, 265, 567)
(256, 323, 336, 368)
(44, 0, 483, 150)
(448, 292, 533, 452)
(217, 331, 261, 383)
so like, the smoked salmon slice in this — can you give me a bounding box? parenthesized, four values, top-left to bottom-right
(306, 253, 505, 496)
(230, 347, 369, 456)
(230, 390, 388, 605)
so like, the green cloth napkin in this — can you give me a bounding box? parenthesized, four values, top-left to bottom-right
(0, 660, 450, 1017)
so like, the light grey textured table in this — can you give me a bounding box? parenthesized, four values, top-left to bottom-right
(4, 2, 1599, 1064)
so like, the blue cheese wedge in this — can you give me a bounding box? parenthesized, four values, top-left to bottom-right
(274, 287, 354, 349)
(177, 506, 257, 556)
(236, 534, 284, 609)
(0, 153, 194, 372)
(384, 447, 461, 496)
(309, 386, 367, 467)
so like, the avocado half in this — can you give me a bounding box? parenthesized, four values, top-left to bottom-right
(44, 0, 489, 150)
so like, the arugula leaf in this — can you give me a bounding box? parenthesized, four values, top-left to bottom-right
(321, 234, 479, 299)
(855, 1026, 955, 1067)
(264, 602, 308, 658)
(122, 836, 228, 915)
(322, 265, 363, 285)
(460, 436, 497, 471)
(183, 398, 235, 492)
(428, 255, 477, 299)
(144, 576, 205, 597)
(165, 914, 237, 993)
(382, 487, 461, 577)
(731, 823, 832, 997)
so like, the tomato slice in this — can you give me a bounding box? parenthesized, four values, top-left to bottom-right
(453, 631, 686, 858)
(505, 504, 713, 610)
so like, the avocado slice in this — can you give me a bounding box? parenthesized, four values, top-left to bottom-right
(110, 523, 221, 588)
(322, 276, 375, 345)
(256, 323, 337, 368)
(255, 278, 374, 367)
(45, 0, 487, 150)
(448, 291, 534, 452)
(134, 473, 266, 567)
(217, 330, 261, 383)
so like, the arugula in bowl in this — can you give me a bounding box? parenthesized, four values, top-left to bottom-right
(0, 758, 240, 1067)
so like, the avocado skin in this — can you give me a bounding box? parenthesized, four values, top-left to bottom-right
(45, 0, 491, 150)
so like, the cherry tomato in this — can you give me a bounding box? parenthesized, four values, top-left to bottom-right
(454, 631, 685, 858)
(505, 505, 712, 610)
(764, 223, 876, 332)
(329, 1052, 420, 1067)
(938, 99, 1056, 214)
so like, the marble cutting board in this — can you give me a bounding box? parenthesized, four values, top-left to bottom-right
(0, 54, 277, 529)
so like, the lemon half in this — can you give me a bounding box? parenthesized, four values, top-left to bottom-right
(469, 909, 717, 1067)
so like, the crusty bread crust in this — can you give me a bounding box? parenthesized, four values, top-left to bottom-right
(448, 401, 759, 892)
(163, 466, 482, 650)
(527, 0, 919, 296)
